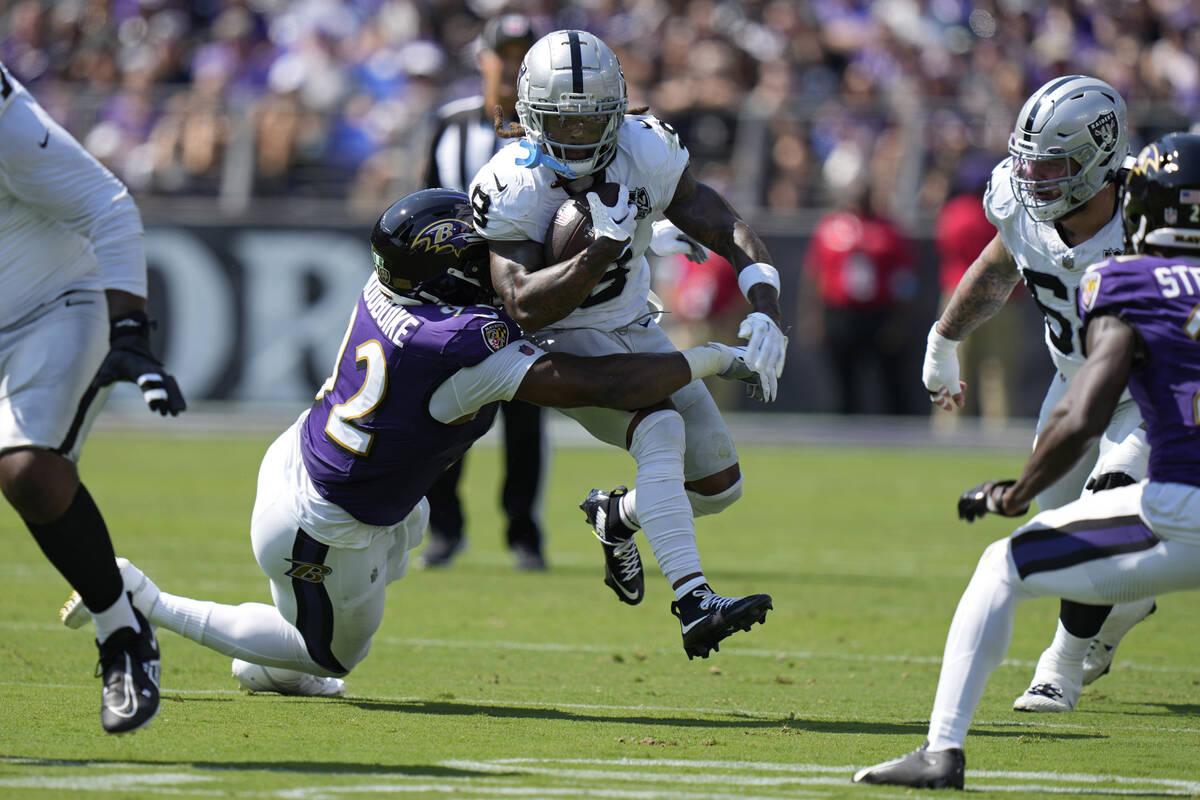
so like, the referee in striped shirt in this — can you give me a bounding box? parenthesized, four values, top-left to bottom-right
(419, 14, 548, 571)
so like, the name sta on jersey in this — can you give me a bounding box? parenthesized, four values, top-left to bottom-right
(364, 285, 421, 346)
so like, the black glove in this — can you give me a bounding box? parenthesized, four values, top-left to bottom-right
(958, 479, 1023, 522)
(94, 311, 187, 416)
(1085, 471, 1137, 493)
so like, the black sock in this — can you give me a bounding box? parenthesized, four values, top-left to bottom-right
(25, 484, 122, 612)
(1059, 599, 1111, 639)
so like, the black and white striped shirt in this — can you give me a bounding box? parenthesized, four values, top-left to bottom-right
(422, 96, 508, 192)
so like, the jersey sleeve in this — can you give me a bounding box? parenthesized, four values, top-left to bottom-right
(427, 339, 547, 422)
(625, 115, 690, 209)
(0, 75, 146, 297)
(982, 158, 1018, 230)
(469, 145, 544, 242)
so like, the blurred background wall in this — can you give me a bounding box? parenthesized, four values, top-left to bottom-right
(4, 0, 1195, 415)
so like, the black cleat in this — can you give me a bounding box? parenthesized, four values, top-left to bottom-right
(853, 742, 965, 789)
(580, 486, 643, 605)
(670, 584, 772, 659)
(511, 543, 547, 571)
(97, 605, 160, 734)
(419, 532, 465, 568)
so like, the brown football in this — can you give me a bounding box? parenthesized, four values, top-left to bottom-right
(542, 182, 622, 265)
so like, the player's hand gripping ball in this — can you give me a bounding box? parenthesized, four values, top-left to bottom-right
(543, 182, 630, 265)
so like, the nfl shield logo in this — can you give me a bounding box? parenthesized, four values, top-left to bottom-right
(1165, 206, 1178, 225)
(481, 321, 509, 352)
(1080, 272, 1102, 312)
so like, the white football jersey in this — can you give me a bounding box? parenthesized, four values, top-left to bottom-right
(0, 64, 146, 325)
(469, 114, 689, 331)
(985, 157, 1125, 378)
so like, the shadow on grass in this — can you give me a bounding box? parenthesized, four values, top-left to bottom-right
(0, 755, 503, 778)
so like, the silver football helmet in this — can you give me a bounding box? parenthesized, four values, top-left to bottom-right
(1008, 75, 1128, 222)
(516, 29, 627, 178)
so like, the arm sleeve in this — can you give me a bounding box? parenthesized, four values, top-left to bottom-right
(0, 91, 146, 297)
(428, 339, 547, 423)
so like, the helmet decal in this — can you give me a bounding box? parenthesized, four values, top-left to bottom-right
(413, 219, 472, 258)
(1087, 111, 1118, 150)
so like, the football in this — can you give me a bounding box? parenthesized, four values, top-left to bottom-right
(542, 182, 622, 265)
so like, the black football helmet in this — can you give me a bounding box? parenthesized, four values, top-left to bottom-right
(370, 188, 496, 305)
(1123, 132, 1200, 257)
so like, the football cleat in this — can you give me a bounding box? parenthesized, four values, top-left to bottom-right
(510, 543, 547, 572)
(232, 659, 347, 697)
(1013, 680, 1080, 713)
(61, 557, 161, 629)
(97, 606, 160, 734)
(670, 584, 772, 659)
(1082, 598, 1157, 685)
(580, 486, 644, 605)
(419, 533, 465, 568)
(853, 742, 965, 789)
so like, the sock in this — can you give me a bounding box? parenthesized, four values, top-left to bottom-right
(25, 484, 123, 614)
(928, 540, 1022, 751)
(1031, 621, 1089, 682)
(618, 489, 640, 530)
(673, 576, 708, 601)
(152, 592, 324, 674)
(89, 592, 140, 644)
(627, 410, 700, 586)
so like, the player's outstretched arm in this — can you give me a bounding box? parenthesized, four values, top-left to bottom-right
(936, 233, 1022, 340)
(513, 344, 744, 411)
(664, 168, 786, 379)
(93, 289, 187, 416)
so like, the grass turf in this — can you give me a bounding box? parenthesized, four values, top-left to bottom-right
(1, 430, 1198, 798)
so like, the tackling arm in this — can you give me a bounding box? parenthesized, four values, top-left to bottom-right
(993, 315, 1136, 514)
(513, 351, 696, 410)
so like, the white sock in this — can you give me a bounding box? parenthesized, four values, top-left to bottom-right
(90, 593, 140, 644)
(928, 540, 1022, 751)
(627, 410, 701, 586)
(618, 490, 640, 529)
(1033, 621, 1089, 682)
(153, 592, 319, 672)
(673, 576, 708, 600)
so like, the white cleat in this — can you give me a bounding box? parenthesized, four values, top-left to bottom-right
(1082, 598, 1157, 685)
(232, 659, 347, 697)
(1013, 678, 1080, 712)
(59, 557, 161, 629)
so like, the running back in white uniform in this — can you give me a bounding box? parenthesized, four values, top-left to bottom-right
(985, 157, 1146, 510)
(470, 114, 689, 332)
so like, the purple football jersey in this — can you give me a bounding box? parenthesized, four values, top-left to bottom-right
(1080, 256, 1200, 486)
(301, 277, 522, 525)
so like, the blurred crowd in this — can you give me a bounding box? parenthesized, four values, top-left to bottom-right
(1, 0, 1195, 220)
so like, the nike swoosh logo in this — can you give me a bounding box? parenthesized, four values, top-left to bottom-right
(65, 299, 94, 306)
(611, 579, 641, 601)
(679, 615, 708, 634)
(493, 174, 507, 193)
(38, 130, 48, 148)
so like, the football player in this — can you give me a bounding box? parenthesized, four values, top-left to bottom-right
(856, 131, 1200, 789)
(0, 63, 186, 733)
(60, 189, 766, 695)
(467, 30, 786, 659)
(921, 75, 1155, 712)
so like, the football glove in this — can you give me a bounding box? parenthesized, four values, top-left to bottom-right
(93, 311, 187, 416)
(1085, 471, 1138, 493)
(738, 311, 787, 380)
(648, 219, 708, 263)
(706, 341, 777, 403)
(923, 323, 965, 410)
(958, 479, 1025, 522)
(586, 185, 638, 261)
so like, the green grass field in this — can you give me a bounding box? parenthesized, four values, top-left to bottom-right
(2, 428, 1198, 799)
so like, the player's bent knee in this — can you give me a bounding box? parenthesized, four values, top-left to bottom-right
(628, 408, 685, 459)
(626, 401, 677, 449)
(687, 476, 742, 518)
(0, 448, 79, 522)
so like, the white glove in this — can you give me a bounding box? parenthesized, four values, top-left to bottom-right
(649, 219, 708, 262)
(737, 312, 787, 379)
(922, 323, 965, 411)
(587, 185, 638, 260)
(707, 342, 777, 402)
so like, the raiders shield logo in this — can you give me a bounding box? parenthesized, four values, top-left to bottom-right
(1080, 271, 1103, 312)
(481, 320, 509, 352)
(1087, 110, 1118, 151)
(631, 186, 652, 220)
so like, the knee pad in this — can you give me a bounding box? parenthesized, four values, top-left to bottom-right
(628, 409, 685, 465)
(687, 477, 742, 518)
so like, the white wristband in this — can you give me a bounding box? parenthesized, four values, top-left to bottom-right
(680, 345, 726, 380)
(737, 262, 780, 300)
(926, 322, 960, 356)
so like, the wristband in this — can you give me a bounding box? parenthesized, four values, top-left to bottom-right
(680, 345, 727, 380)
(737, 262, 780, 300)
(926, 322, 960, 356)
